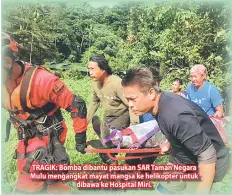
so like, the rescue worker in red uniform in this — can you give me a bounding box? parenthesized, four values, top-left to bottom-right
(2, 33, 87, 193)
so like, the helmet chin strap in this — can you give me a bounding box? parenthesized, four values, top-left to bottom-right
(8, 63, 14, 76)
(16, 60, 25, 77)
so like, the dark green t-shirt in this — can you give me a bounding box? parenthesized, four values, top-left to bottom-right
(88, 75, 138, 129)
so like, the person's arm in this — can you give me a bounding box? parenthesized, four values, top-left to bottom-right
(87, 90, 100, 124)
(197, 163, 215, 193)
(197, 144, 216, 193)
(210, 85, 224, 117)
(32, 69, 87, 154)
(170, 113, 216, 193)
(214, 104, 224, 118)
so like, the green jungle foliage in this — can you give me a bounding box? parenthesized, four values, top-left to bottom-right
(2, 1, 232, 90)
(2, 0, 232, 194)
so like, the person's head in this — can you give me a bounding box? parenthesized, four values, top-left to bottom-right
(172, 78, 183, 93)
(2, 33, 18, 82)
(87, 54, 112, 81)
(190, 64, 207, 88)
(122, 67, 161, 116)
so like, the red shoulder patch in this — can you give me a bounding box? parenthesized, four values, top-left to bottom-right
(53, 81, 64, 94)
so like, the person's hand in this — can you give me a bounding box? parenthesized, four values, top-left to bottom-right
(213, 105, 224, 118)
(159, 139, 171, 154)
(213, 111, 223, 118)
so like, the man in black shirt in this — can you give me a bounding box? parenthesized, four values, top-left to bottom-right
(121, 67, 229, 193)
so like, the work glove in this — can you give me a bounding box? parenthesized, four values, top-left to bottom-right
(75, 132, 87, 154)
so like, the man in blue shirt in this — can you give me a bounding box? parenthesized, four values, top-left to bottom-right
(187, 64, 224, 117)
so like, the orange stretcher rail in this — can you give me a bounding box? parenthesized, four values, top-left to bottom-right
(85, 140, 166, 161)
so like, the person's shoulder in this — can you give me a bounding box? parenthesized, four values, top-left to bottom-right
(159, 92, 178, 109)
(31, 67, 61, 92)
(109, 75, 123, 87)
(35, 66, 58, 81)
(110, 75, 122, 82)
(206, 81, 220, 92)
(205, 81, 215, 88)
(161, 91, 180, 99)
(157, 93, 182, 126)
(159, 92, 191, 115)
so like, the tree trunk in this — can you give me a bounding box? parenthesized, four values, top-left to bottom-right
(80, 35, 84, 54)
(40, 47, 42, 64)
(29, 33, 33, 63)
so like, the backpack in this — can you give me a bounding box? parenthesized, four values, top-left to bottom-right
(207, 85, 230, 148)
(209, 116, 230, 148)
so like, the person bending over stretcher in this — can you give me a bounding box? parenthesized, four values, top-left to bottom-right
(122, 67, 229, 194)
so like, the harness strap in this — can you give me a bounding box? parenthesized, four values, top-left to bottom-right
(121, 127, 138, 144)
(14, 147, 46, 173)
(5, 118, 11, 142)
(18, 65, 59, 119)
(15, 147, 46, 159)
(20, 66, 38, 112)
(103, 128, 118, 143)
(71, 112, 79, 118)
(23, 158, 34, 173)
(137, 126, 161, 146)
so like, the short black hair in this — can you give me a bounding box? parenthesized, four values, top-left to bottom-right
(122, 67, 161, 94)
(149, 66, 163, 82)
(173, 78, 183, 85)
(89, 54, 112, 75)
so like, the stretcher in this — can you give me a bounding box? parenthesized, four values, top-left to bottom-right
(85, 116, 232, 161)
(85, 140, 166, 161)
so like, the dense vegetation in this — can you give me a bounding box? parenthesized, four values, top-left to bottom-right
(2, 1, 232, 90)
(2, 0, 232, 194)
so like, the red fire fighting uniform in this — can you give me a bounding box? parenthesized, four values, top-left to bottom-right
(2, 63, 87, 193)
